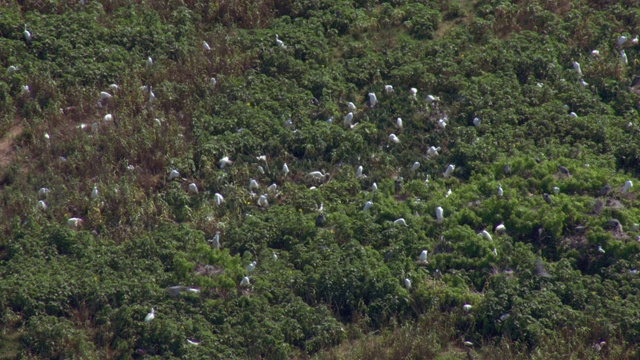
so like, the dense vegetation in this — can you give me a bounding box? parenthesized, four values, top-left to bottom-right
(1, 0, 640, 358)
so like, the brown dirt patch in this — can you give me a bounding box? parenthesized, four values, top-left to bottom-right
(0, 124, 23, 168)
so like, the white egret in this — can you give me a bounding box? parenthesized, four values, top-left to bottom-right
(437, 118, 447, 129)
(91, 185, 99, 199)
(435, 207, 443, 223)
(618, 35, 628, 47)
(464, 341, 473, 347)
(579, 79, 589, 87)
(6, 65, 17, 75)
(308, 171, 327, 180)
(39, 187, 50, 198)
(598, 246, 605, 254)
(257, 166, 265, 174)
(247, 261, 257, 273)
(410, 87, 417, 98)
(363, 201, 373, 211)
(103, 114, 113, 122)
(145, 308, 155, 323)
(427, 146, 440, 157)
(256, 155, 267, 162)
(268, 183, 277, 192)
(473, 117, 480, 126)
(553, 186, 560, 194)
(418, 250, 428, 264)
(493, 248, 498, 256)
(258, 194, 268, 207)
(275, 34, 286, 49)
(209, 231, 221, 249)
(146, 56, 153, 67)
(148, 86, 156, 103)
(23, 24, 31, 43)
(371, 182, 378, 191)
(572, 61, 582, 77)
(478, 229, 492, 241)
(169, 170, 179, 181)
(272, 252, 278, 261)
(109, 83, 119, 91)
(44, 133, 50, 141)
(411, 162, 420, 172)
(249, 178, 259, 190)
(395, 117, 403, 129)
(202, 40, 211, 51)
(240, 276, 251, 287)
(188, 183, 198, 193)
(404, 278, 412, 289)
(569, 111, 577, 118)
(385, 85, 394, 93)
(443, 164, 455, 178)
(214, 193, 224, 205)
(344, 112, 354, 126)
(210, 77, 217, 88)
(282, 163, 290, 176)
(37, 200, 47, 210)
(326, 116, 333, 124)
(187, 339, 200, 346)
(347, 102, 356, 112)
(445, 188, 452, 198)
(68, 217, 83, 228)
(495, 223, 506, 234)
(426, 94, 439, 104)
(356, 165, 364, 178)
(463, 304, 473, 311)
(21, 85, 30, 95)
(389, 134, 400, 143)
(623, 180, 633, 192)
(591, 50, 600, 56)
(394, 218, 407, 226)
(219, 156, 232, 168)
(621, 50, 628, 64)
(368, 92, 377, 107)
(497, 184, 503, 197)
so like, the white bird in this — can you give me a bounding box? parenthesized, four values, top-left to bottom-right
(623, 180, 633, 192)
(91, 185, 99, 199)
(363, 201, 373, 211)
(591, 50, 600, 56)
(23, 24, 31, 43)
(219, 156, 232, 168)
(148, 86, 156, 103)
(445, 188, 452, 198)
(371, 182, 378, 191)
(463, 304, 473, 311)
(394, 218, 407, 226)
(427, 146, 440, 157)
(97, 92, 112, 106)
(633, 36, 639, 44)
(188, 183, 198, 193)
(103, 114, 113, 122)
(68, 217, 83, 228)
(495, 223, 506, 234)
(347, 102, 356, 112)
(418, 250, 428, 263)
(39, 187, 50, 198)
(437, 118, 447, 129)
(308, 171, 327, 180)
(389, 134, 400, 143)
(240, 276, 251, 287)
(202, 40, 211, 51)
(145, 308, 155, 323)
(6, 65, 17, 75)
(344, 112, 354, 126)
(579, 79, 589, 87)
(209, 231, 221, 249)
(214, 193, 224, 205)
(249, 178, 260, 190)
(169, 170, 179, 181)
(146, 56, 153, 67)
(395, 117, 403, 129)
(473, 117, 481, 126)
(478, 229, 493, 241)
(410, 87, 417, 98)
(572, 61, 582, 77)
(426, 94, 439, 104)
(618, 35, 628, 47)
(21, 85, 30, 95)
(272, 252, 278, 261)
(247, 261, 257, 273)
(443, 164, 455, 178)
(435, 207, 444, 223)
(493, 248, 498, 256)
(37, 200, 47, 210)
(553, 186, 560, 194)
(620, 50, 628, 64)
(404, 278, 412, 289)
(411, 162, 420, 172)
(187, 338, 200, 346)
(258, 194, 268, 207)
(385, 85, 394, 93)
(257, 166, 265, 174)
(326, 116, 333, 124)
(368, 93, 377, 107)
(108, 83, 119, 91)
(256, 155, 267, 162)
(282, 163, 290, 176)
(464, 341, 473, 347)
(598, 246, 606, 254)
(267, 183, 277, 192)
(497, 184, 503, 197)
(356, 165, 364, 178)
(275, 34, 286, 49)
(210, 77, 217, 88)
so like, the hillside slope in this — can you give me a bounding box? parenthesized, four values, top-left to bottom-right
(1, 0, 640, 358)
